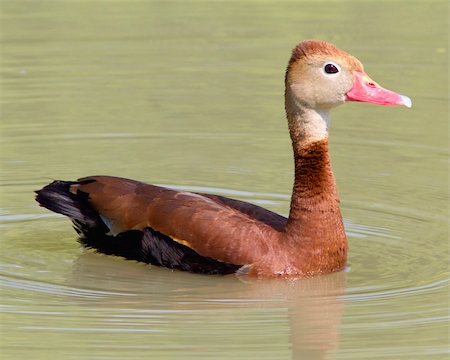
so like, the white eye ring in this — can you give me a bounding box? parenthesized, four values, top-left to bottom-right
(322, 62, 341, 76)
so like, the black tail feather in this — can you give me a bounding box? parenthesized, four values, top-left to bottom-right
(35, 180, 106, 232)
(35, 180, 241, 275)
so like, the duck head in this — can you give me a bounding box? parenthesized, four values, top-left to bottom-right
(284, 40, 411, 143)
(286, 40, 411, 110)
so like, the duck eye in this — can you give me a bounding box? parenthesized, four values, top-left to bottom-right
(324, 62, 340, 74)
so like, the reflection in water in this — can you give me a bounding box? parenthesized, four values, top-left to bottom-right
(66, 253, 346, 360)
(285, 276, 345, 360)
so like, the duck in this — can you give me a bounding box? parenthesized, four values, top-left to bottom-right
(35, 40, 411, 278)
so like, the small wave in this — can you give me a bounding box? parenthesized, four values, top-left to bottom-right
(0, 275, 133, 299)
(344, 278, 449, 301)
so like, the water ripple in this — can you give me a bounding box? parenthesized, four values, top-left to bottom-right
(345, 278, 449, 301)
(0, 275, 133, 299)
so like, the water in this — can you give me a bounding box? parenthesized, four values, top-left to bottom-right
(1, 1, 448, 359)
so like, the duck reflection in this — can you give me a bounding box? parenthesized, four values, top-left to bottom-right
(68, 253, 346, 360)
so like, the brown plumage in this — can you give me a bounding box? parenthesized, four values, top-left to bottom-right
(287, 40, 363, 73)
(35, 40, 411, 278)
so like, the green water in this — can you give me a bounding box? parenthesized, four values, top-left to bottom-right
(1, 1, 448, 359)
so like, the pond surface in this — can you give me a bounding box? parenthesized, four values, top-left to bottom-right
(1, 1, 448, 359)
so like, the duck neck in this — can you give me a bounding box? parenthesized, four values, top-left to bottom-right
(283, 104, 342, 238)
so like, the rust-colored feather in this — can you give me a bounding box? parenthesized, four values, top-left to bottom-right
(73, 176, 281, 266)
(288, 39, 363, 72)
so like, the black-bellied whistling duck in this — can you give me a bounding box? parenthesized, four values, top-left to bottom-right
(36, 40, 411, 278)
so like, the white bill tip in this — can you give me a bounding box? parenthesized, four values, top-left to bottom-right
(400, 95, 412, 108)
